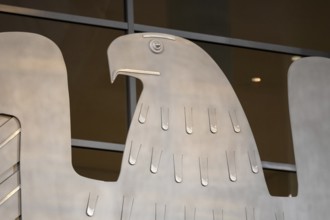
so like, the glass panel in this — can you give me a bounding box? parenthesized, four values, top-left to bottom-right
(0, 0, 125, 21)
(0, 13, 128, 144)
(228, 0, 330, 51)
(135, 0, 330, 51)
(72, 147, 122, 181)
(264, 170, 298, 197)
(195, 41, 298, 194)
(195, 41, 296, 164)
(135, 0, 230, 36)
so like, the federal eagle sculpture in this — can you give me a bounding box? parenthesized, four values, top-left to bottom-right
(0, 32, 330, 219)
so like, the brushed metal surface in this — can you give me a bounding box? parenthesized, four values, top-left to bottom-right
(0, 32, 115, 219)
(0, 188, 20, 219)
(288, 57, 330, 219)
(0, 171, 20, 203)
(108, 33, 274, 219)
(0, 115, 21, 219)
(1, 32, 330, 219)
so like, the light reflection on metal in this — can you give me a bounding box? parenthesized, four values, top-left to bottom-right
(143, 34, 176, 41)
(161, 107, 169, 131)
(0, 114, 21, 219)
(248, 149, 259, 174)
(128, 142, 141, 165)
(86, 193, 99, 217)
(208, 107, 218, 134)
(0, 117, 21, 149)
(112, 68, 160, 83)
(173, 154, 183, 183)
(114, 68, 160, 76)
(291, 56, 301, 62)
(0, 165, 19, 184)
(138, 103, 149, 124)
(229, 111, 241, 133)
(184, 107, 193, 134)
(0, 129, 21, 150)
(199, 157, 209, 187)
(150, 148, 162, 174)
(0, 185, 20, 206)
(226, 151, 237, 182)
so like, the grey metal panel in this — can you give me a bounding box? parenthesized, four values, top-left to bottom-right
(125, 0, 135, 34)
(0, 116, 20, 175)
(0, 115, 11, 126)
(0, 165, 18, 185)
(288, 57, 330, 219)
(0, 117, 20, 146)
(0, 32, 122, 219)
(0, 188, 20, 219)
(0, 115, 21, 217)
(0, 171, 19, 200)
(0, 135, 20, 179)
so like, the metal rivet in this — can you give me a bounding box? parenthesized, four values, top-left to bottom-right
(149, 40, 164, 54)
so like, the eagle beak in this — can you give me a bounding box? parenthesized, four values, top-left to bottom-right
(110, 70, 119, 84)
(110, 68, 161, 84)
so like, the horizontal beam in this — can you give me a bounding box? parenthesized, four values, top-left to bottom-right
(72, 138, 124, 152)
(72, 138, 297, 172)
(262, 161, 296, 172)
(0, 4, 127, 30)
(1, 4, 329, 58)
(135, 24, 330, 57)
